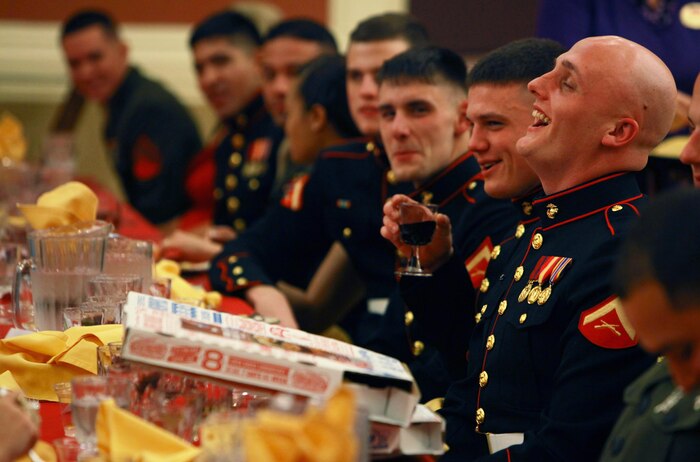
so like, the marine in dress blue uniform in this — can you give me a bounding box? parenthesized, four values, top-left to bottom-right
(209, 138, 414, 345)
(440, 173, 655, 461)
(212, 94, 284, 233)
(105, 66, 201, 224)
(366, 152, 516, 401)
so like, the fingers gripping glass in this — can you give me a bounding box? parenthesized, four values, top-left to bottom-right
(396, 202, 438, 277)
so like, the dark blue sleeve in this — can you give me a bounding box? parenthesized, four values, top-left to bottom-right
(121, 102, 201, 224)
(208, 169, 331, 294)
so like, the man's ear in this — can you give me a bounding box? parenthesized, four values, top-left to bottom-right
(602, 118, 639, 147)
(455, 99, 471, 136)
(309, 104, 328, 133)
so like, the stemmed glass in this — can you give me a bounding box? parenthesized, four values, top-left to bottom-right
(396, 202, 438, 277)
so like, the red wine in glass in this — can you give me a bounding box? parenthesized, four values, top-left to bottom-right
(396, 202, 437, 277)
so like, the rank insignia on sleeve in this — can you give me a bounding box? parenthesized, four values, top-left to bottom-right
(280, 174, 310, 211)
(132, 134, 163, 181)
(465, 237, 493, 289)
(579, 295, 638, 349)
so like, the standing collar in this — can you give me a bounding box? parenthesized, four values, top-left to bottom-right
(512, 186, 544, 222)
(410, 152, 482, 207)
(532, 172, 642, 228)
(223, 93, 267, 131)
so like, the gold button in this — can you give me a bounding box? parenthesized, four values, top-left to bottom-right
(546, 203, 559, 219)
(231, 133, 245, 149)
(514, 266, 524, 281)
(491, 245, 501, 260)
(421, 191, 434, 204)
(475, 408, 485, 425)
(229, 152, 242, 167)
(479, 371, 489, 387)
(232, 266, 243, 276)
(532, 233, 543, 250)
(498, 300, 507, 315)
(386, 170, 397, 184)
(236, 277, 248, 286)
(342, 227, 352, 238)
(225, 174, 238, 190)
(522, 202, 533, 215)
(519, 313, 527, 324)
(480, 304, 487, 314)
(480, 278, 490, 293)
(475, 312, 482, 323)
(227, 256, 238, 264)
(404, 311, 414, 326)
(248, 178, 260, 190)
(486, 334, 495, 350)
(515, 224, 525, 239)
(412, 340, 425, 356)
(468, 181, 477, 190)
(612, 204, 623, 212)
(213, 188, 223, 200)
(366, 141, 375, 152)
(234, 218, 246, 231)
(227, 197, 240, 212)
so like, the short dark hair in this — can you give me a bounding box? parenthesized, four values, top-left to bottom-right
(189, 10, 260, 50)
(297, 55, 360, 139)
(613, 187, 700, 310)
(376, 46, 467, 93)
(263, 18, 338, 53)
(349, 13, 429, 48)
(468, 38, 564, 87)
(61, 10, 118, 40)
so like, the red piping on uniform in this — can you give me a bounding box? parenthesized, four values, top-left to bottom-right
(323, 151, 370, 160)
(506, 448, 512, 461)
(541, 194, 643, 233)
(532, 172, 626, 204)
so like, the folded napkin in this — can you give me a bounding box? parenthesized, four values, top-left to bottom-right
(0, 111, 27, 162)
(97, 399, 201, 462)
(201, 387, 357, 462)
(0, 325, 123, 400)
(16, 441, 57, 462)
(155, 259, 222, 309)
(18, 181, 98, 230)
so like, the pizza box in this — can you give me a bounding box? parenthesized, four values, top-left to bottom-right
(121, 292, 420, 426)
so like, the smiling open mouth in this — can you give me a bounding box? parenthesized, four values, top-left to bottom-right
(480, 160, 501, 171)
(532, 109, 551, 127)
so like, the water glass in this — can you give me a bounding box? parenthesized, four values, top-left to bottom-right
(64, 305, 106, 329)
(87, 274, 143, 303)
(71, 376, 109, 457)
(0, 243, 18, 325)
(53, 382, 75, 438)
(53, 436, 81, 462)
(103, 234, 153, 290)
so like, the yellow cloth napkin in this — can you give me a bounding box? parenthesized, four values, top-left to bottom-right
(97, 399, 201, 462)
(0, 325, 123, 400)
(15, 441, 57, 462)
(0, 111, 27, 162)
(155, 259, 222, 309)
(18, 181, 98, 230)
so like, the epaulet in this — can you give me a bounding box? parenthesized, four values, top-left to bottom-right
(280, 174, 310, 211)
(603, 201, 642, 236)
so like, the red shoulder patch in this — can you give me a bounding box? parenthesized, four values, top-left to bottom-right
(280, 174, 310, 211)
(579, 295, 637, 349)
(132, 135, 162, 181)
(464, 237, 493, 289)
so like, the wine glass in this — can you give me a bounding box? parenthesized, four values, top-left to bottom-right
(396, 202, 438, 277)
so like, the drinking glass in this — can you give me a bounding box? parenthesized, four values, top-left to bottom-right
(71, 376, 109, 457)
(0, 243, 19, 325)
(149, 276, 172, 299)
(53, 436, 81, 462)
(53, 382, 75, 438)
(396, 202, 438, 277)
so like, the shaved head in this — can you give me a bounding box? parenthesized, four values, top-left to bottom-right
(578, 36, 676, 152)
